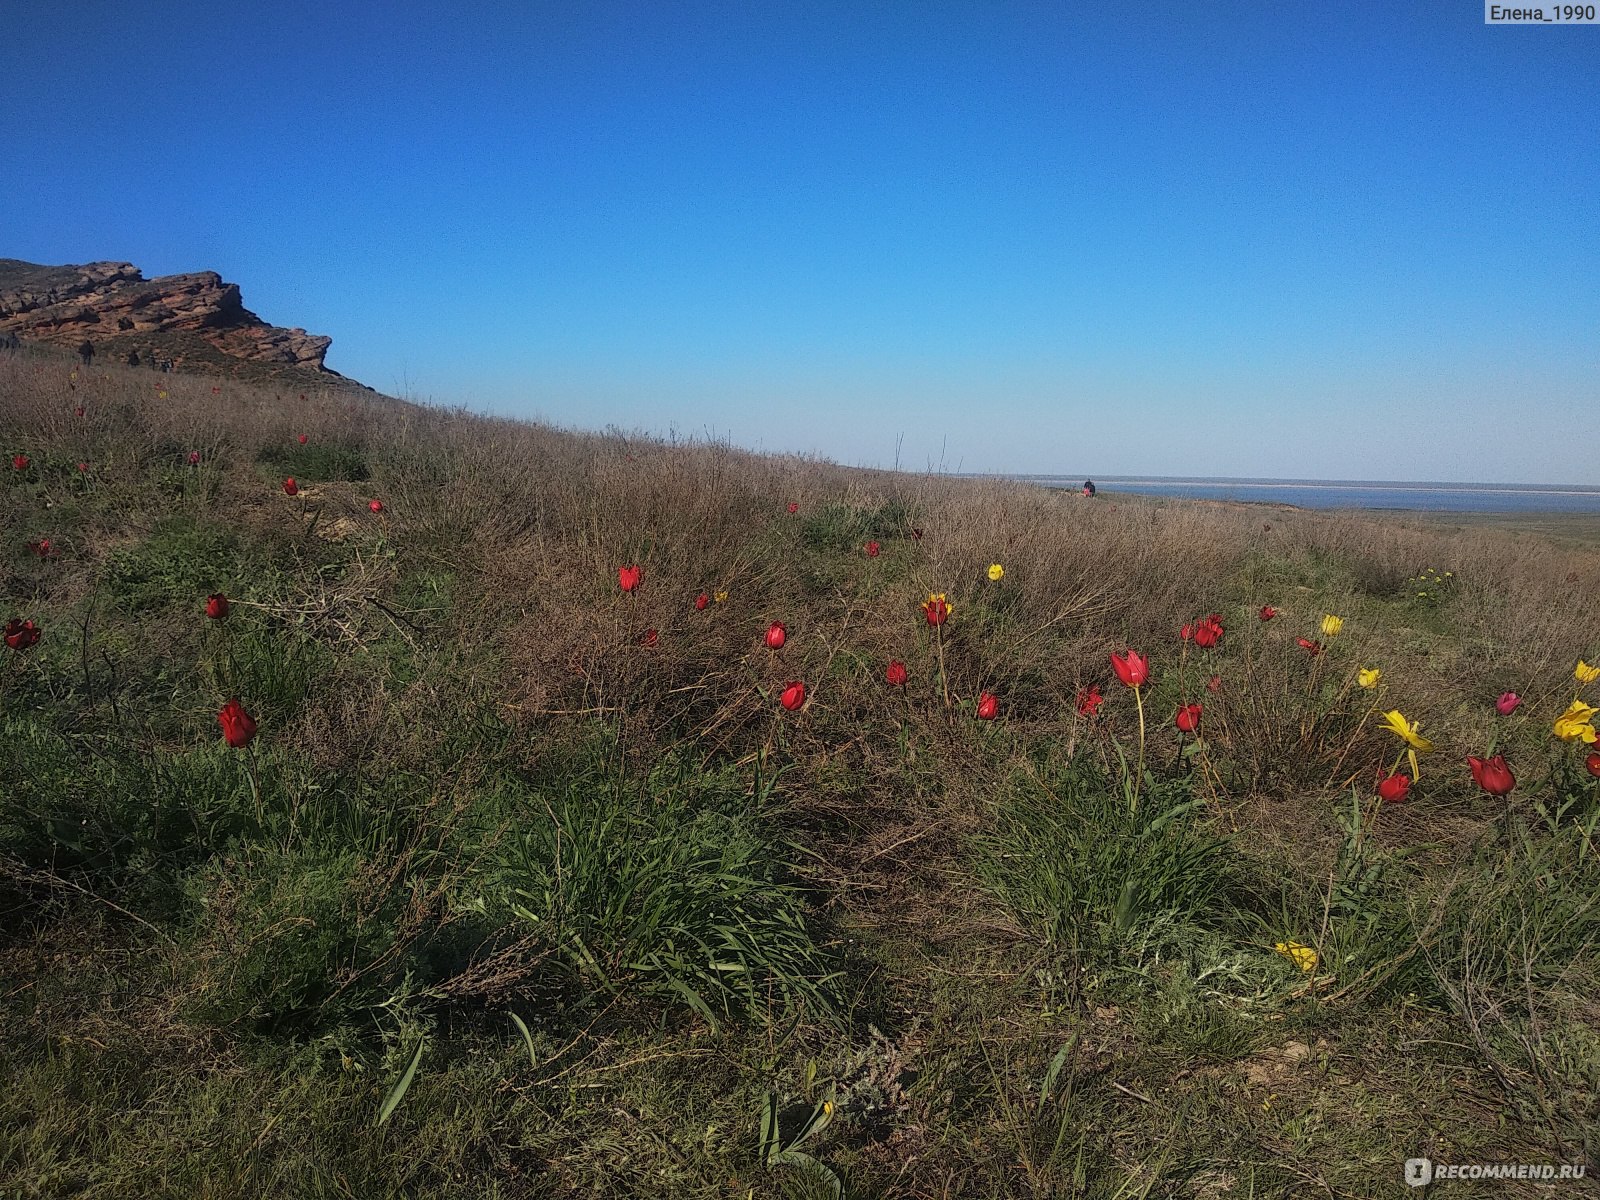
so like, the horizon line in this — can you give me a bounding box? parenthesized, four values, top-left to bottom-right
(973, 474, 1600, 495)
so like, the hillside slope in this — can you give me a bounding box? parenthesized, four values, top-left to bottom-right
(3, 353, 1599, 1197)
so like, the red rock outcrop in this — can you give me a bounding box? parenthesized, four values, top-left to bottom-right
(0, 259, 333, 370)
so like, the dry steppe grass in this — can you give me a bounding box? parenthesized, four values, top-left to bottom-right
(3, 346, 1599, 1198)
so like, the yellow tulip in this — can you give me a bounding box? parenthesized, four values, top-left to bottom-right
(987, 563, 1004, 582)
(1575, 661, 1600, 686)
(1358, 668, 1381, 689)
(1553, 699, 1599, 743)
(1274, 941, 1318, 973)
(1380, 709, 1433, 780)
(713, 590, 729, 604)
(1320, 614, 1344, 638)
(1380, 709, 1432, 753)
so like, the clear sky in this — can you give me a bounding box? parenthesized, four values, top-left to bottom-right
(4, 2, 1596, 483)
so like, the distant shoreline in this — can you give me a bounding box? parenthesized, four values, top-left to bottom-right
(1011, 482, 1600, 542)
(997, 475, 1600, 498)
(976, 474, 1600, 517)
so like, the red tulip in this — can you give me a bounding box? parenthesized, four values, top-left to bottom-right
(77, 462, 89, 472)
(282, 477, 299, 496)
(1110, 649, 1149, 688)
(764, 621, 787, 650)
(1193, 615, 1223, 649)
(885, 660, 908, 687)
(1076, 685, 1104, 717)
(1259, 605, 1277, 621)
(976, 692, 999, 721)
(205, 593, 229, 620)
(26, 538, 53, 557)
(188, 451, 201, 465)
(922, 595, 950, 627)
(75, 406, 86, 418)
(4, 618, 40, 650)
(368, 499, 384, 513)
(218, 699, 257, 748)
(786, 502, 799, 514)
(299, 393, 306, 401)
(1175, 703, 1202, 733)
(1378, 772, 1411, 804)
(211, 386, 221, 394)
(694, 592, 709, 611)
(1495, 692, 1521, 716)
(865, 541, 880, 558)
(617, 564, 641, 592)
(638, 628, 659, 648)
(297, 434, 309, 445)
(1297, 637, 1321, 656)
(1467, 754, 1516, 797)
(1586, 752, 1600, 779)
(779, 681, 806, 711)
(1206, 674, 1222, 693)
(12, 454, 29, 471)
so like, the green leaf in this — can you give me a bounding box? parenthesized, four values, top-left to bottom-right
(508, 1011, 538, 1070)
(1041, 1036, 1077, 1104)
(375, 1035, 425, 1126)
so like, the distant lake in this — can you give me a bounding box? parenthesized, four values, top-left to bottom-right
(1003, 476, 1600, 514)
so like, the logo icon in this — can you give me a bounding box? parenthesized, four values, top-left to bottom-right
(1405, 1159, 1433, 1187)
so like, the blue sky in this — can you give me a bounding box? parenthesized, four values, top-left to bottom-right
(4, 2, 1596, 482)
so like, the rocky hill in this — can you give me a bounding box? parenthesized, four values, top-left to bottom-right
(0, 258, 364, 388)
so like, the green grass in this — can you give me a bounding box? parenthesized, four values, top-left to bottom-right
(102, 516, 242, 612)
(473, 750, 838, 1029)
(256, 439, 371, 482)
(977, 756, 1235, 967)
(798, 499, 915, 555)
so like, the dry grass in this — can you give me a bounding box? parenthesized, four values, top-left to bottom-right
(5, 344, 1600, 1197)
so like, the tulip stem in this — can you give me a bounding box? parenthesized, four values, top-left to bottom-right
(935, 625, 949, 709)
(1132, 684, 1146, 814)
(1351, 788, 1382, 862)
(245, 744, 263, 825)
(1196, 735, 1225, 818)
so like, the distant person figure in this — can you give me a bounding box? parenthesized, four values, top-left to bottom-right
(77, 340, 95, 367)
(125, 349, 141, 367)
(1082, 480, 1097, 497)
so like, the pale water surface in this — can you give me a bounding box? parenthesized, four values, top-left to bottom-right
(1004, 477, 1600, 514)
